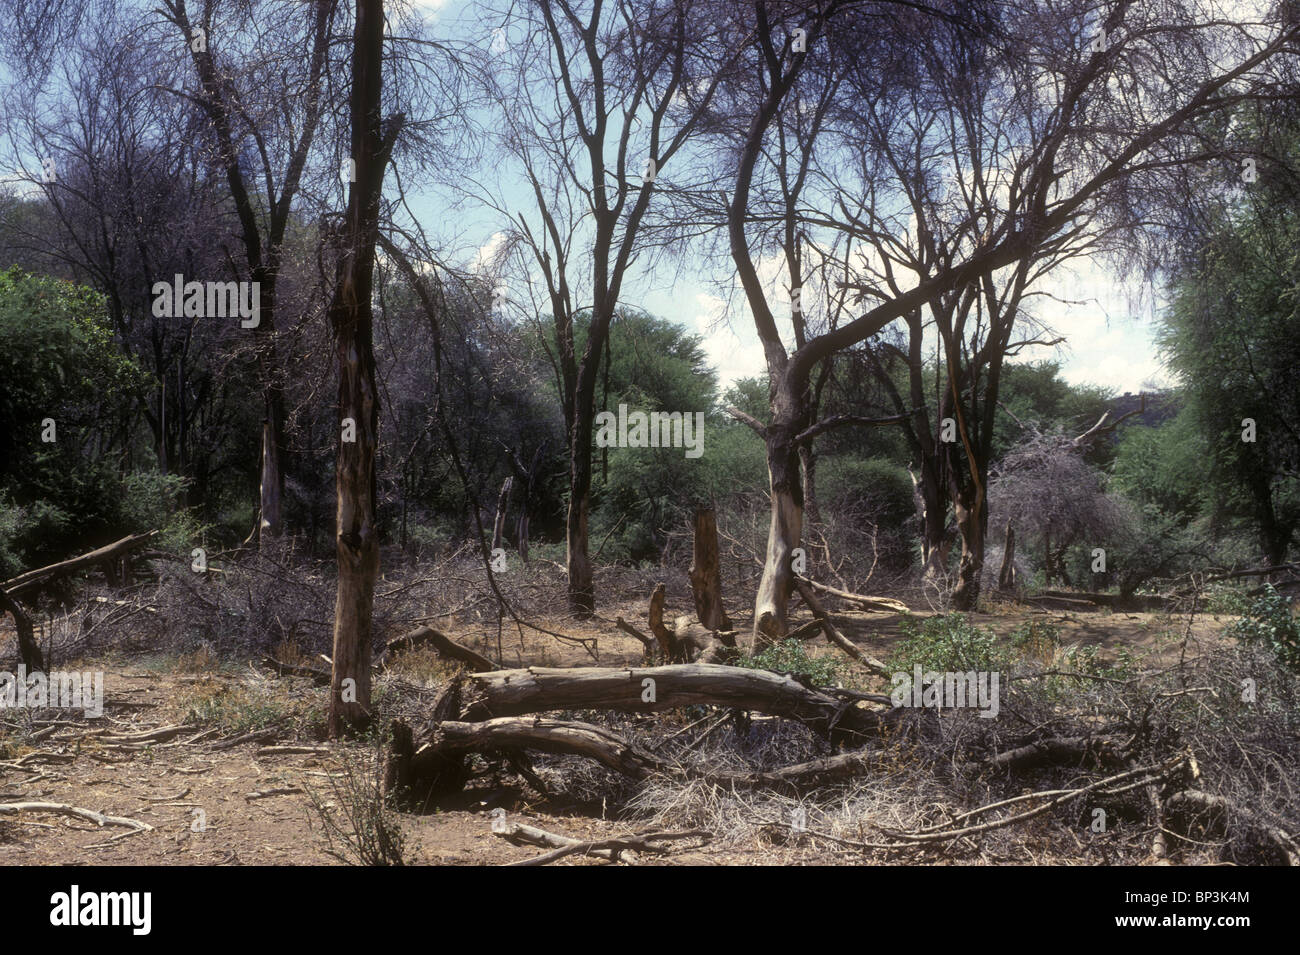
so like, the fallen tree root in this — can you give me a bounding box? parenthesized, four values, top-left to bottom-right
(1164, 789, 1300, 865)
(0, 801, 153, 833)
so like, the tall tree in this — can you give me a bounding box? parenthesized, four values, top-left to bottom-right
(327, 0, 401, 736)
(158, 0, 338, 545)
(718, 0, 1298, 642)
(476, 0, 735, 615)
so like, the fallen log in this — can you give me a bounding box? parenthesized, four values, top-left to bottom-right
(0, 801, 153, 833)
(262, 657, 332, 685)
(1, 531, 158, 599)
(412, 717, 663, 780)
(984, 735, 1125, 772)
(395, 715, 880, 797)
(495, 820, 630, 863)
(445, 663, 895, 743)
(377, 626, 495, 672)
(796, 576, 909, 614)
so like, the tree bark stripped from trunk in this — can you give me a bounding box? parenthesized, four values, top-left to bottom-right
(753, 414, 805, 650)
(258, 418, 282, 543)
(491, 477, 512, 552)
(688, 504, 731, 632)
(327, 0, 399, 737)
(997, 519, 1016, 590)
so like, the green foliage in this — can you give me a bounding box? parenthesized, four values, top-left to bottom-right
(1227, 585, 1300, 673)
(1095, 499, 1205, 597)
(1009, 619, 1061, 659)
(1111, 414, 1206, 520)
(1159, 138, 1300, 564)
(887, 613, 1008, 672)
(0, 267, 155, 566)
(588, 308, 720, 561)
(740, 638, 843, 686)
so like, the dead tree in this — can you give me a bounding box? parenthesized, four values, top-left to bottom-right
(491, 476, 513, 552)
(688, 504, 731, 632)
(326, 0, 402, 737)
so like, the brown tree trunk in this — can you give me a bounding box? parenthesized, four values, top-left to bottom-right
(0, 587, 43, 673)
(688, 504, 730, 631)
(566, 372, 598, 616)
(914, 459, 949, 579)
(326, 0, 398, 737)
(950, 485, 985, 611)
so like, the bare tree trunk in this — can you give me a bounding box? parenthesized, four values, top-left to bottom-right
(754, 420, 804, 650)
(327, 0, 399, 738)
(0, 587, 43, 673)
(516, 512, 530, 565)
(799, 443, 821, 525)
(491, 477, 512, 552)
(913, 460, 949, 579)
(997, 518, 1016, 590)
(566, 374, 598, 616)
(950, 485, 985, 611)
(258, 417, 282, 543)
(688, 504, 731, 631)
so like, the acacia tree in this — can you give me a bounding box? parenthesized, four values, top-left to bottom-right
(475, 0, 735, 615)
(716, 0, 1298, 641)
(156, 0, 339, 545)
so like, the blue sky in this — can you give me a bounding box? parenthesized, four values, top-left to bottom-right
(414, 0, 1175, 399)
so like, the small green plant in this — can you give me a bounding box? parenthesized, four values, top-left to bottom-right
(1226, 585, 1300, 672)
(887, 613, 1007, 673)
(740, 638, 842, 685)
(1009, 619, 1061, 661)
(1204, 585, 1251, 617)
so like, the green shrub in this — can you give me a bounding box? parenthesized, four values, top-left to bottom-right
(887, 613, 1007, 673)
(1227, 585, 1300, 672)
(740, 638, 842, 685)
